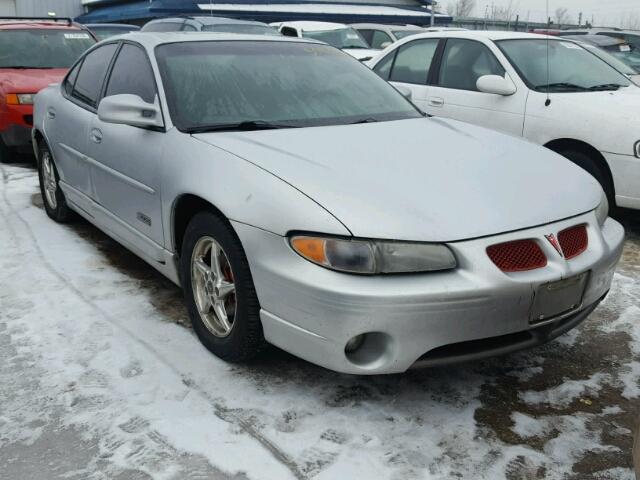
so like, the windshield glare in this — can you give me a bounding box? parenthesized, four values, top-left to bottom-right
(0, 29, 95, 68)
(498, 39, 631, 91)
(156, 41, 420, 131)
(301, 27, 369, 49)
(393, 30, 424, 40)
(202, 24, 279, 35)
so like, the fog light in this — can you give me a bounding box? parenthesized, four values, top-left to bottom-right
(345, 334, 365, 353)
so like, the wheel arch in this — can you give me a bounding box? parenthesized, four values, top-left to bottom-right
(544, 138, 615, 198)
(32, 128, 46, 163)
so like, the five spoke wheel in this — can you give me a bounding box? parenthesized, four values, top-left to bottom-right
(42, 151, 58, 210)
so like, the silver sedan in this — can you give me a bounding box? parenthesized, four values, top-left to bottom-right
(33, 33, 624, 374)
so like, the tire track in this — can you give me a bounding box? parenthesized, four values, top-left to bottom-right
(0, 163, 306, 480)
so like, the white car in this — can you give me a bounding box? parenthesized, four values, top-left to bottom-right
(352, 23, 426, 50)
(275, 21, 379, 61)
(370, 31, 640, 210)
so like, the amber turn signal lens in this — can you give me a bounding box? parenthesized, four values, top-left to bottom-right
(6, 93, 19, 105)
(291, 237, 327, 264)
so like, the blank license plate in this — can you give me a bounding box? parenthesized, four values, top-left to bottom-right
(530, 272, 589, 324)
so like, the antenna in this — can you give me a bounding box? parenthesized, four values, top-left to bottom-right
(545, 0, 551, 106)
(210, 0, 213, 16)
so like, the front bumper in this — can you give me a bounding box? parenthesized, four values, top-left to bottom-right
(233, 211, 624, 374)
(1, 103, 34, 148)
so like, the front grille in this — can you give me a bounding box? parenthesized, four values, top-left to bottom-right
(487, 239, 547, 272)
(558, 224, 588, 260)
(23, 114, 33, 126)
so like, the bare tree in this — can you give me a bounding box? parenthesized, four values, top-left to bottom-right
(491, 0, 519, 22)
(555, 7, 571, 26)
(447, 0, 476, 18)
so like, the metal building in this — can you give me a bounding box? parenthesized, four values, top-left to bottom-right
(0, 0, 84, 17)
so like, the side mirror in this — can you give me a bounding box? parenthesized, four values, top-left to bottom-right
(476, 75, 517, 96)
(98, 94, 163, 129)
(395, 85, 413, 101)
(380, 41, 392, 49)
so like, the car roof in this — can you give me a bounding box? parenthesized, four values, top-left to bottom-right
(389, 30, 553, 42)
(351, 23, 421, 31)
(279, 21, 349, 31)
(85, 23, 140, 29)
(148, 15, 269, 27)
(109, 31, 325, 48)
(568, 34, 625, 46)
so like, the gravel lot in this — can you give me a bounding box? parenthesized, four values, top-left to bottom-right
(1, 161, 639, 480)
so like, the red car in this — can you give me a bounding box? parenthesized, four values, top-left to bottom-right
(0, 17, 95, 162)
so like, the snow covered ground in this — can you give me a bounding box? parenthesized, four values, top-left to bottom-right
(1, 162, 639, 480)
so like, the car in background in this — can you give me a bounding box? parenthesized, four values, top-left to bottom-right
(562, 28, 640, 50)
(563, 34, 640, 73)
(275, 21, 378, 60)
(370, 31, 640, 210)
(0, 17, 95, 162)
(33, 32, 622, 374)
(142, 16, 278, 35)
(85, 23, 140, 40)
(353, 24, 425, 50)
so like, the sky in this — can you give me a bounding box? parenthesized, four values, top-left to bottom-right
(439, 0, 640, 28)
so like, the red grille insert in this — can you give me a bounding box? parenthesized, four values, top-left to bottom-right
(487, 239, 547, 272)
(558, 224, 588, 260)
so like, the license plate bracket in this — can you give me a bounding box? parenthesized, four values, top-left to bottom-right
(530, 272, 589, 325)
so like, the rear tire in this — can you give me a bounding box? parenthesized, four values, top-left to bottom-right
(37, 142, 72, 222)
(0, 137, 14, 164)
(558, 148, 614, 205)
(180, 211, 265, 363)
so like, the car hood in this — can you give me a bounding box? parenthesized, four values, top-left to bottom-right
(0, 68, 67, 93)
(342, 48, 379, 61)
(194, 118, 602, 242)
(549, 85, 640, 122)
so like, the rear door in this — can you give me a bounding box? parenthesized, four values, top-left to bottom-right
(88, 42, 166, 246)
(47, 43, 118, 204)
(374, 38, 442, 109)
(424, 38, 527, 137)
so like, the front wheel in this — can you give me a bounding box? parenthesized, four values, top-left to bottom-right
(180, 211, 265, 362)
(37, 143, 72, 222)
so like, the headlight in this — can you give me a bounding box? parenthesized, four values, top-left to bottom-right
(6, 93, 35, 105)
(290, 235, 457, 274)
(595, 192, 609, 226)
(635, 140, 640, 158)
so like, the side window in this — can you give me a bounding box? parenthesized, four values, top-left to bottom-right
(280, 27, 299, 37)
(438, 39, 505, 91)
(105, 44, 157, 104)
(373, 51, 395, 80)
(182, 23, 197, 32)
(144, 21, 183, 32)
(389, 39, 439, 85)
(371, 30, 393, 50)
(72, 43, 118, 108)
(358, 29, 374, 46)
(64, 61, 81, 96)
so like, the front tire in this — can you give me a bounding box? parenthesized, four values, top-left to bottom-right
(37, 142, 72, 222)
(180, 211, 265, 362)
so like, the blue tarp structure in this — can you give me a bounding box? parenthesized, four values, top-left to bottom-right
(76, 0, 452, 25)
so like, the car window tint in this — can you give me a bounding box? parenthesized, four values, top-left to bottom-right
(358, 29, 374, 46)
(389, 39, 439, 85)
(64, 61, 81, 96)
(373, 51, 395, 80)
(72, 43, 118, 107)
(105, 44, 157, 104)
(438, 39, 505, 91)
(280, 27, 298, 37)
(371, 30, 392, 49)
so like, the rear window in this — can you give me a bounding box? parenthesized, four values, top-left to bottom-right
(0, 29, 95, 68)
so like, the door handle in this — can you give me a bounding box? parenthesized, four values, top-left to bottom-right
(90, 128, 102, 144)
(46, 107, 56, 119)
(429, 97, 444, 107)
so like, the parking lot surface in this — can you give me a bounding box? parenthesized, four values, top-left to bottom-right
(1, 162, 639, 480)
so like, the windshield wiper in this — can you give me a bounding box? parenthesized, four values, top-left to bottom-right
(535, 82, 588, 92)
(186, 120, 300, 134)
(587, 83, 624, 91)
(349, 118, 379, 124)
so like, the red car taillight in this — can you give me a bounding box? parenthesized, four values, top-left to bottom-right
(487, 239, 547, 272)
(558, 224, 588, 260)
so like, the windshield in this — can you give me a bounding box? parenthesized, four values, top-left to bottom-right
(0, 29, 95, 68)
(202, 24, 279, 35)
(393, 30, 424, 40)
(156, 41, 421, 132)
(498, 39, 631, 92)
(301, 27, 369, 49)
